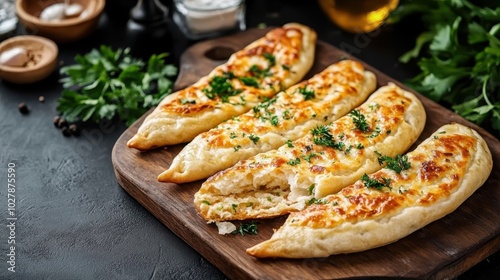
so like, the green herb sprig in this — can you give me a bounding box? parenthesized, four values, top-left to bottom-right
(203, 72, 242, 102)
(350, 109, 370, 132)
(57, 46, 177, 126)
(361, 174, 392, 190)
(375, 151, 411, 173)
(389, 0, 500, 133)
(232, 221, 259, 236)
(311, 125, 345, 150)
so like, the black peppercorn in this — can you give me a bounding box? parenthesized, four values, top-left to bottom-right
(61, 127, 71, 137)
(18, 102, 29, 114)
(57, 117, 68, 128)
(53, 116, 61, 127)
(69, 124, 81, 136)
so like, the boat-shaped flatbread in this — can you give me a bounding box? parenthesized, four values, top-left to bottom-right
(127, 23, 317, 150)
(247, 123, 493, 258)
(194, 83, 426, 222)
(158, 60, 376, 183)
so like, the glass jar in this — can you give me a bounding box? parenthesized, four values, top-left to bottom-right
(173, 0, 246, 40)
(0, 0, 17, 38)
(318, 0, 399, 33)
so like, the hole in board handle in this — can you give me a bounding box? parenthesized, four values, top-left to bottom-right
(204, 46, 235, 61)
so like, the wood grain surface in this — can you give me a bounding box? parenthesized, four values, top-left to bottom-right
(112, 28, 500, 279)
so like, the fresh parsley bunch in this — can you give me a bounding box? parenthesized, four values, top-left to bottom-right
(390, 0, 500, 133)
(57, 45, 177, 126)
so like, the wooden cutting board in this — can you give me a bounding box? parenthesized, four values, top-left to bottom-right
(112, 28, 500, 279)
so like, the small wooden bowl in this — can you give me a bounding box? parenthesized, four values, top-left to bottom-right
(0, 36, 58, 84)
(16, 0, 105, 43)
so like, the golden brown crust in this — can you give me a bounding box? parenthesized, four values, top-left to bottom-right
(194, 83, 426, 222)
(158, 60, 376, 183)
(246, 123, 493, 258)
(127, 23, 317, 150)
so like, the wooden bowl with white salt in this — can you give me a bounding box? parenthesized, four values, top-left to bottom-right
(16, 0, 105, 43)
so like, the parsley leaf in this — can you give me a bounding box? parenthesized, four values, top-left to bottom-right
(311, 125, 345, 150)
(390, 0, 500, 134)
(349, 109, 370, 132)
(375, 151, 411, 173)
(232, 221, 259, 236)
(297, 86, 316, 100)
(203, 72, 242, 102)
(57, 46, 177, 126)
(361, 173, 391, 190)
(248, 134, 260, 144)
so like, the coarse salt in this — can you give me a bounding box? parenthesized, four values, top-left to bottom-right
(174, 0, 244, 37)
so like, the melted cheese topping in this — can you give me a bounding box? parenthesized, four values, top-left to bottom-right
(291, 130, 477, 228)
(202, 60, 369, 148)
(246, 123, 492, 258)
(161, 25, 308, 116)
(159, 60, 375, 183)
(195, 83, 425, 221)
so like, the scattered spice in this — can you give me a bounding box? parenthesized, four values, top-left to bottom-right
(53, 116, 61, 127)
(18, 102, 29, 114)
(68, 124, 80, 136)
(61, 126, 71, 137)
(57, 117, 68, 129)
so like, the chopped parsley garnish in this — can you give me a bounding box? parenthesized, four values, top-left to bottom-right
(253, 96, 277, 114)
(366, 127, 381, 138)
(311, 125, 345, 150)
(203, 72, 242, 102)
(369, 103, 380, 111)
(264, 52, 276, 67)
(239, 76, 259, 88)
(306, 197, 327, 206)
(361, 173, 391, 190)
(302, 152, 317, 162)
(308, 184, 315, 195)
(345, 145, 353, 154)
(270, 115, 279, 126)
(249, 64, 271, 78)
(248, 134, 260, 144)
(375, 151, 411, 173)
(356, 143, 364, 149)
(232, 204, 238, 212)
(350, 109, 370, 132)
(283, 110, 292, 120)
(234, 145, 242, 152)
(282, 64, 291, 71)
(298, 86, 316, 100)
(201, 200, 211, 205)
(229, 131, 237, 139)
(287, 157, 301, 165)
(232, 221, 259, 236)
(180, 99, 196, 105)
(285, 139, 294, 148)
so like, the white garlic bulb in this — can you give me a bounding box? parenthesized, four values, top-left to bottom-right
(64, 4, 83, 18)
(0, 47, 29, 67)
(40, 3, 66, 22)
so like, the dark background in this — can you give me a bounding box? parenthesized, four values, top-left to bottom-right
(0, 0, 498, 279)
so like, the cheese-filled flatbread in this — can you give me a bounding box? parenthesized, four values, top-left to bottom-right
(127, 23, 317, 150)
(247, 123, 493, 258)
(158, 60, 376, 183)
(194, 83, 426, 222)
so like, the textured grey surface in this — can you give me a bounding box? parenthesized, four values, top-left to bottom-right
(0, 1, 498, 279)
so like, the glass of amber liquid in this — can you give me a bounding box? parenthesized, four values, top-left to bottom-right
(318, 0, 399, 33)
